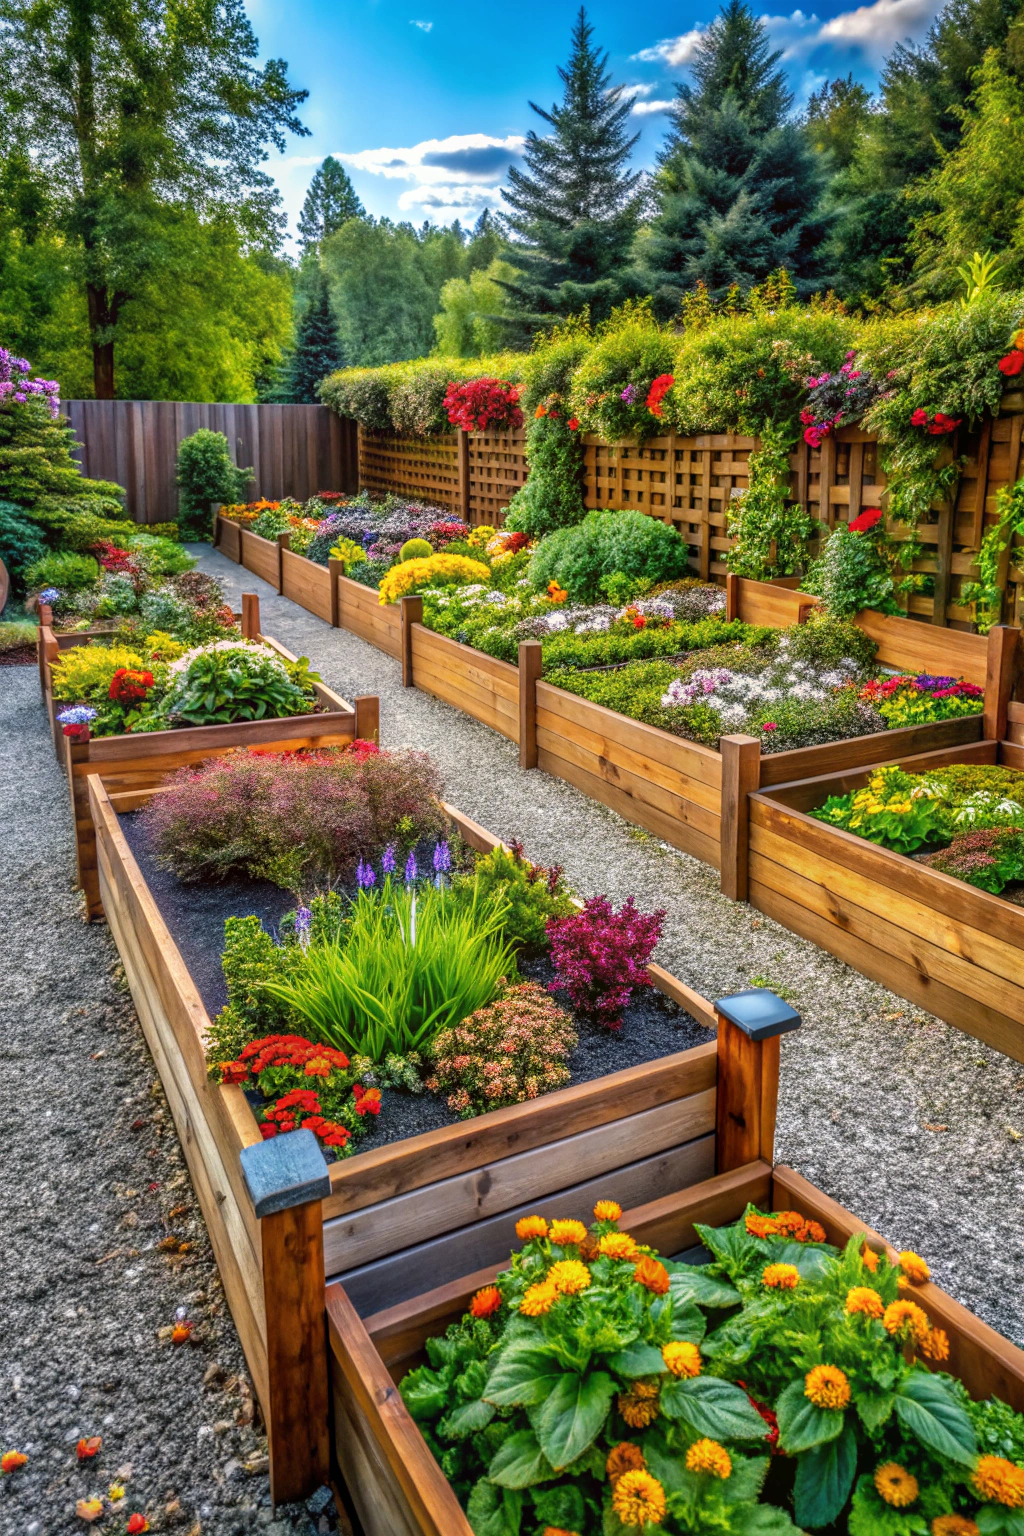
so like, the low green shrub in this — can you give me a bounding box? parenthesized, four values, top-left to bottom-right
(530, 511, 689, 603)
(0, 619, 37, 653)
(141, 641, 316, 730)
(459, 841, 577, 949)
(569, 302, 677, 442)
(0, 501, 46, 591)
(426, 982, 577, 1117)
(25, 549, 99, 592)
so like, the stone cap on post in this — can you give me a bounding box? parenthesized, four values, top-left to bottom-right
(715, 988, 801, 1041)
(240, 1128, 331, 1219)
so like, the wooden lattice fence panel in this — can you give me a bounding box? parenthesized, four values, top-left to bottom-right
(465, 430, 527, 526)
(357, 429, 461, 514)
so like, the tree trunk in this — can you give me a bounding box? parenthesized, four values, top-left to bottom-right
(86, 282, 116, 399)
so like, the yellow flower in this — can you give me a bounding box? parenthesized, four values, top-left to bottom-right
(611, 1469, 667, 1528)
(618, 1382, 660, 1429)
(108, 1483, 125, 1501)
(549, 1219, 588, 1247)
(804, 1365, 851, 1410)
(598, 1232, 640, 1261)
(883, 1299, 931, 1345)
(378, 553, 490, 606)
(520, 1281, 558, 1316)
(920, 1327, 950, 1362)
(932, 1517, 980, 1535)
(845, 1286, 884, 1319)
(899, 1250, 931, 1284)
(662, 1342, 702, 1378)
(875, 1463, 919, 1508)
(547, 1259, 591, 1295)
(594, 1200, 622, 1222)
(516, 1215, 549, 1242)
(972, 1456, 1024, 1508)
(685, 1439, 732, 1479)
(762, 1263, 800, 1289)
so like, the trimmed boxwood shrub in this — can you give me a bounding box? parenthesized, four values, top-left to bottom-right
(529, 510, 690, 602)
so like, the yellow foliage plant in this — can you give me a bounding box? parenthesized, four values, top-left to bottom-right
(378, 554, 491, 606)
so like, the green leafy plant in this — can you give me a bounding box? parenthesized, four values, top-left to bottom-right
(802, 515, 910, 616)
(0, 501, 46, 591)
(460, 841, 577, 949)
(568, 300, 676, 443)
(725, 426, 817, 580)
(963, 474, 1024, 630)
(262, 876, 515, 1060)
(144, 640, 315, 729)
(530, 510, 689, 603)
(25, 549, 99, 592)
(174, 429, 253, 541)
(426, 981, 577, 1117)
(924, 826, 1024, 893)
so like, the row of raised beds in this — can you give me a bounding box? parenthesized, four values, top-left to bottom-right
(213, 505, 1024, 1062)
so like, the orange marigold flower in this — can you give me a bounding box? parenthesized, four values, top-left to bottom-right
(606, 1442, 647, 1487)
(746, 1212, 780, 1238)
(548, 1259, 591, 1294)
(932, 1518, 980, 1536)
(633, 1255, 670, 1295)
(685, 1439, 732, 1479)
(611, 1469, 667, 1528)
(516, 1214, 549, 1241)
(920, 1327, 950, 1362)
(972, 1456, 1024, 1508)
(1, 1452, 27, 1474)
(662, 1341, 701, 1378)
(899, 1250, 931, 1284)
(470, 1285, 501, 1319)
(618, 1381, 660, 1429)
(762, 1263, 800, 1289)
(594, 1199, 622, 1222)
(520, 1281, 558, 1316)
(804, 1365, 851, 1410)
(875, 1463, 919, 1508)
(598, 1232, 639, 1261)
(805, 1220, 827, 1243)
(883, 1299, 931, 1345)
(549, 1219, 587, 1247)
(846, 1286, 884, 1319)
(862, 1246, 880, 1272)
(171, 1322, 193, 1344)
(77, 1437, 102, 1460)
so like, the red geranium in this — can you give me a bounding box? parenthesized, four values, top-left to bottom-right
(909, 407, 929, 426)
(109, 667, 155, 704)
(567, 417, 580, 431)
(645, 373, 675, 418)
(848, 506, 883, 533)
(353, 1084, 382, 1116)
(998, 350, 1024, 377)
(444, 378, 523, 433)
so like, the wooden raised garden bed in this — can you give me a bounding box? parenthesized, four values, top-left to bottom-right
(326, 1159, 1024, 1536)
(748, 735, 1024, 1062)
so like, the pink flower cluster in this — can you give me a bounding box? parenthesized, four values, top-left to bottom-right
(427, 982, 577, 1116)
(0, 348, 60, 418)
(546, 895, 665, 1030)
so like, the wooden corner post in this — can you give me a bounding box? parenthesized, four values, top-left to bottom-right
(241, 593, 261, 641)
(328, 557, 343, 628)
(719, 734, 761, 902)
(714, 989, 801, 1173)
(725, 572, 740, 622)
(354, 694, 380, 745)
(983, 624, 1019, 743)
(276, 531, 290, 593)
(240, 1130, 331, 1507)
(518, 639, 542, 769)
(401, 594, 423, 687)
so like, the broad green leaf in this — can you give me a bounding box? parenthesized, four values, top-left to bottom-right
(855, 1388, 895, 1433)
(766, 1240, 832, 1279)
(721, 1454, 769, 1505)
(894, 1371, 977, 1466)
(399, 1366, 449, 1421)
(485, 1347, 563, 1408)
(794, 1422, 857, 1529)
(660, 1376, 771, 1440)
(696, 1218, 757, 1271)
(736, 1506, 807, 1534)
(667, 1266, 742, 1309)
(776, 1378, 845, 1453)
(533, 1370, 616, 1470)
(439, 1398, 496, 1437)
(606, 1341, 667, 1377)
(467, 1479, 524, 1536)
(531, 1484, 586, 1532)
(669, 1299, 708, 1344)
(977, 1509, 1024, 1536)
(487, 1430, 555, 1490)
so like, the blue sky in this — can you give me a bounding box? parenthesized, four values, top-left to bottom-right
(246, 0, 942, 248)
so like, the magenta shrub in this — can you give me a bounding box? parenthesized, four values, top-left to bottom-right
(545, 895, 665, 1029)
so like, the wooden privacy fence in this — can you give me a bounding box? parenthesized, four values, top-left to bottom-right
(355, 391, 1024, 631)
(65, 400, 359, 525)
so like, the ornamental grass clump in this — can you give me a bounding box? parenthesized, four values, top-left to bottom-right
(402, 1199, 1022, 1534)
(143, 744, 446, 888)
(427, 981, 577, 1117)
(546, 895, 664, 1029)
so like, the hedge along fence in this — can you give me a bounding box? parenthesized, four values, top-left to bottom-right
(343, 392, 1024, 630)
(329, 1160, 1024, 1536)
(40, 594, 379, 921)
(89, 770, 752, 1502)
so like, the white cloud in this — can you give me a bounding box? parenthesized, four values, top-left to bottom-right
(410, 18, 433, 30)
(397, 182, 506, 214)
(631, 98, 675, 115)
(339, 132, 524, 187)
(817, 0, 940, 54)
(633, 27, 706, 67)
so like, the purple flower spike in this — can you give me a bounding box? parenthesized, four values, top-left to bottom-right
(294, 905, 312, 949)
(432, 840, 451, 874)
(356, 859, 376, 888)
(404, 851, 418, 883)
(382, 844, 396, 875)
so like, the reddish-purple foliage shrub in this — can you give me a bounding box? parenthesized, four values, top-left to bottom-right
(142, 745, 447, 888)
(545, 895, 665, 1029)
(426, 982, 577, 1117)
(923, 826, 1024, 894)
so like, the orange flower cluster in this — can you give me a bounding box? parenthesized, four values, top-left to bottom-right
(515, 1215, 549, 1241)
(594, 1200, 622, 1222)
(972, 1455, 1024, 1508)
(549, 1219, 588, 1247)
(611, 1469, 667, 1527)
(845, 1286, 884, 1319)
(520, 1281, 558, 1317)
(598, 1232, 640, 1261)
(618, 1381, 660, 1429)
(804, 1365, 850, 1411)
(469, 1285, 501, 1319)
(685, 1439, 732, 1479)
(745, 1209, 826, 1243)
(632, 1255, 670, 1295)
(548, 1260, 591, 1295)
(662, 1342, 701, 1379)
(607, 1442, 646, 1486)
(762, 1263, 799, 1290)
(898, 1250, 931, 1284)
(875, 1463, 919, 1507)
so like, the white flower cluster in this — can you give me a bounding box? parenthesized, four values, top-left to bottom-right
(660, 654, 862, 733)
(950, 791, 1024, 828)
(166, 639, 288, 679)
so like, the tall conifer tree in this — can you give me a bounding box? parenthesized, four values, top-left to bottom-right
(637, 0, 826, 310)
(283, 266, 344, 402)
(499, 7, 644, 331)
(297, 158, 365, 254)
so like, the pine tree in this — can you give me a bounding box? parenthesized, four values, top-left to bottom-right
(804, 77, 872, 169)
(297, 158, 365, 254)
(284, 267, 345, 402)
(498, 7, 643, 332)
(637, 0, 827, 311)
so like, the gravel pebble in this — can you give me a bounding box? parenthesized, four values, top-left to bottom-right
(196, 544, 1024, 1347)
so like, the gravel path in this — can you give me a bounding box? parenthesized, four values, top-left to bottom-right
(0, 666, 338, 1536)
(195, 545, 1024, 1346)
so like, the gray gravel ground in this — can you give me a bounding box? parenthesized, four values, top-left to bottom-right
(195, 544, 1024, 1346)
(0, 666, 339, 1536)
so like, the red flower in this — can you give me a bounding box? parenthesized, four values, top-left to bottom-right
(848, 506, 883, 533)
(126, 1516, 150, 1534)
(910, 407, 928, 426)
(444, 378, 523, 433)
(77, 1438, 102, 1460)
(998, 350, 1024, 377)
(353, 1084, 382, 1116)
(761, 722, 778, 732)
(799, 407, 815, 425)
(259, 1123, 278, 1139)
(567, 417, 580, 431)
(646, 373, 675, 418)
(219, 1060, 249, 1085)
(109, 667, 154, 704)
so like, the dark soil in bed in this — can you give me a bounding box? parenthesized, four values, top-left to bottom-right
(119, 809, 715, 1152)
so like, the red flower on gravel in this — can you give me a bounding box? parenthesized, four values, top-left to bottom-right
(126, 1516, 150, 1534)
(77, 1437, 102, 1460)
(1, 1451, 27, 1474)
